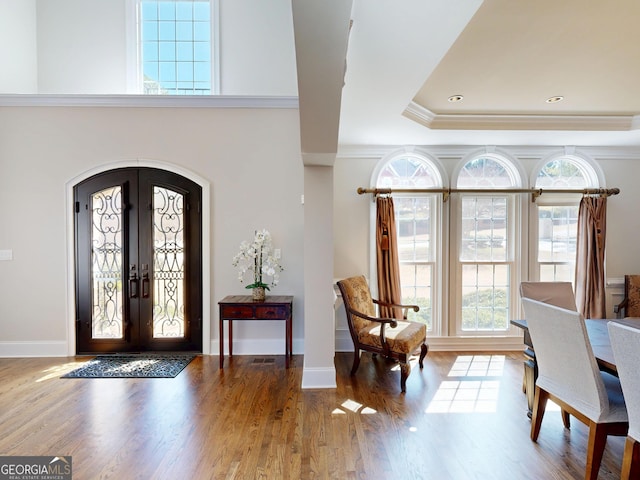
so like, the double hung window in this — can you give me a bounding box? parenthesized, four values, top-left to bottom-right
(453, 156, 521, 335)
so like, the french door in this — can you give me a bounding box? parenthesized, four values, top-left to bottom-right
(74, 168, 202, 353)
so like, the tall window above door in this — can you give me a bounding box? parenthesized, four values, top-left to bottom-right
(375, 152, 445, 333)
(533, 155, 601, 283)
(134, 0, 216, 95)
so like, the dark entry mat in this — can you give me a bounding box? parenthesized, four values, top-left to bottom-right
(61, 354, 196, 378)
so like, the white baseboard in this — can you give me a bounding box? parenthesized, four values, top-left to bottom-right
(335, 328, 525, 352)
(209, 338, 304, 356)
(335, 329, 353, 352)
(0, 341, 69, 357)
(425, 336, 525, 351)
(1, 335, 524, 359)
(301, 366, 337, 389)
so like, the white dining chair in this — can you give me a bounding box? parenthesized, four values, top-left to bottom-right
(521, 298, 628, 480)
(608, 322, 640, 480)
(519, 281, 577, 422)
(520, 281, 577, 311)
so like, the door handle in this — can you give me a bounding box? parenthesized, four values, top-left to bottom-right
(129, 265, 138, 298)
(142, 272, 150, 298)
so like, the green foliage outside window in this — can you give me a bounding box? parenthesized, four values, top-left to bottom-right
(461, 288, 508, 330)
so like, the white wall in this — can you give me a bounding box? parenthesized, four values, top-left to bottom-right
(0, 105, 304, 356)
(36, 0, 127, 94)
(0, 0, 37, 93)
(0, 0, 298, 96)
(220, 0, 297, 95)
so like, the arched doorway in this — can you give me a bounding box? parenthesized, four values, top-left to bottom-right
(73, 167, 202, 353)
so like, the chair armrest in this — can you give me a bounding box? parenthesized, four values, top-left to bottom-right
(346, 306, 399, 346)
(346, 306, 398, 328)
(614, 298, 628, 318)
(373, 299, 420, 319)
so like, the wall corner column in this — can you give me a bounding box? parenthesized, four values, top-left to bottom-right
(301, 164, 337, 388)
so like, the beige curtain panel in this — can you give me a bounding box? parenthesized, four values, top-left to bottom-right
(575, 196, 607, 319)
(375, 196, 403, 319)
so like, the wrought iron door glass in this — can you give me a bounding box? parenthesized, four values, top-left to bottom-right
(91, 186, 124, 339)
(153, 186, 185, 338)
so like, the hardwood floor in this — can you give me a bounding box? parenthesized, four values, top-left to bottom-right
(0, 351, 626, 479)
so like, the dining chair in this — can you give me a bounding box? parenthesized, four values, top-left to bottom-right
(336, 275, 428, 392)
(521, 297, 628, 480)
(607, 322, 640, 480)
(519, 281, 577, 311)
(518, 281, 577, 416)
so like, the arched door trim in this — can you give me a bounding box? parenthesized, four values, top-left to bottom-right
(65, 158, 211, 356)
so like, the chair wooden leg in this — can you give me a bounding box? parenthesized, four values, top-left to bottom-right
(400, 362, 411, 393)
(418, 343, 428, 368)
(561, 409, 571, 429)
(351, 349, 361, 376)
(621, 436, 640, 480)
(585, 422, 608, 480)
(530, 386, 548, 442)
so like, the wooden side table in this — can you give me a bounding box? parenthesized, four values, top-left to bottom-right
(218, 295, 293, 369)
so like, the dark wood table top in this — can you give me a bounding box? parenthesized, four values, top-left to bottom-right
(218, 295, 293, 305)
(511, 317, 640, 374)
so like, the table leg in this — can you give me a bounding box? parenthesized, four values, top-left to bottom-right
(286, 316, 291, 368)
(229, 320, 233, 358)
(523, 354, 536, 418)
(219, 317, 224, 369)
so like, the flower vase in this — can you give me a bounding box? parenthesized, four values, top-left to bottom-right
(253, 287, 266, 301)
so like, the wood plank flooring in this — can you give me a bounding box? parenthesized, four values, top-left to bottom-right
(0, 351, 626, 479)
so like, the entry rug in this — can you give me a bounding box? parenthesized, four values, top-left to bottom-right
(62, 354, 196, 378)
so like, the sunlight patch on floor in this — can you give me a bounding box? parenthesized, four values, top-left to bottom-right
(390, 352, 425, 372)
(332, 399, 377, 415)
(36, 362, 89, 382)
(425, 354, 505, 414)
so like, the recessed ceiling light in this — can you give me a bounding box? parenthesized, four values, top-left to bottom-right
(546, 96, 564, 104)
(448, 95, 464, 103)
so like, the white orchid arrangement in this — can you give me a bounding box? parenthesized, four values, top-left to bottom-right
(232, 229, 283, 290)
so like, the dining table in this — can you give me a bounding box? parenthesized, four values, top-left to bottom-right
(510, 316, 640, 417)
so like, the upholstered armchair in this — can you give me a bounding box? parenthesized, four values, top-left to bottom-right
(614, 275, 640, 318)
(336, 275, 428, 392)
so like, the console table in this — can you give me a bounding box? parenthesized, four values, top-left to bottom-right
(218, 295, 293, 369)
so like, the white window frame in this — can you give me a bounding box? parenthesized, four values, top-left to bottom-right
(450, 191, 523, 336)
(528, 152, 605, 283)
(450, 152, 525, 337)
(126, 0, 220, 95)
(370, 149, 448, 337)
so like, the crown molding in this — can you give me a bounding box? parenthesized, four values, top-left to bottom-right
(0, 94, 299, 109)
(403, 101, 637, 131)
(337, 144, 640, 160)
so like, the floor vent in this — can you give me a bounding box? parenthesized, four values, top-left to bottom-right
(252, 357, 276, 364)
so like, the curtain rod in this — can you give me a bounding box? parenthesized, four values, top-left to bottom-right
(357, 187, 620, 202)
